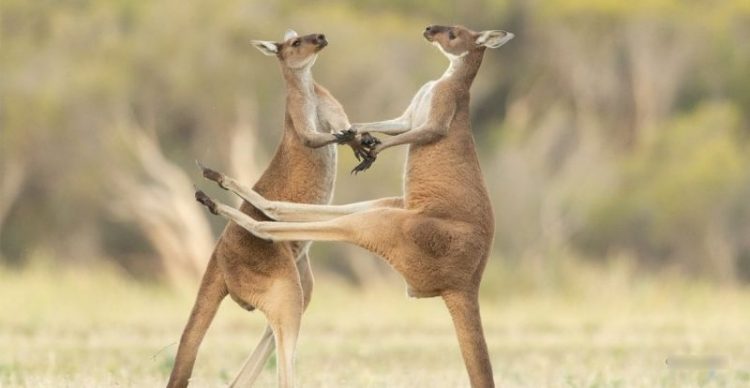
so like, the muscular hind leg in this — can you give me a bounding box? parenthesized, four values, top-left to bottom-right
(226, 279, 303, 388)
(197, 162, 402, 221)
(167, 255, 228, 388)
(195, 191, 494, 386)
(262, 280, 304, 388)
(229, 253, 314, 387)
(297, 252, 315, 310)
(194, 189, 412, 248)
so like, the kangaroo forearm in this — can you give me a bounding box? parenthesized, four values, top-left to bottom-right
(299, 131, 336, 148)
(354, 118, 411, 135)
(377, 126, 446, 153)
(288, 108, 336, 148)
(327, 116, 351, 133)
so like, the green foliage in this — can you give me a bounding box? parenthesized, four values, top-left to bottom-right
(2, 0, 750, 282)
(580, 103, 749, 274)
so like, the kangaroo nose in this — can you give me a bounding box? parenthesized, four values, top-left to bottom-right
(425, 26, 432, 32)
(317, 34, 325, 41)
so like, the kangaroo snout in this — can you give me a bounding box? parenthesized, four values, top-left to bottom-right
(423, 25, 448, 41)
(314, 34, 327, 48)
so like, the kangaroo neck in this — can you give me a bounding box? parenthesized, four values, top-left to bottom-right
(281, 65, 316, 98)
(440, 48, 484, 87)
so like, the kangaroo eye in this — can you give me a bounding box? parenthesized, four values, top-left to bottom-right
(292, 39, 301, 47)
(448, 31, 456, 40)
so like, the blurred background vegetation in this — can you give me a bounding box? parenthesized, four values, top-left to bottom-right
(2, 0, 750, 286)
(4, 1, 750, 386)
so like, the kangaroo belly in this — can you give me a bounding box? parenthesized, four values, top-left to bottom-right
(213, 137, 336, 308)
(254, 137, 337, 205)
(405, 133, 491, 222)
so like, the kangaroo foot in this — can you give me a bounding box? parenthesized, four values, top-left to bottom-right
(195, 188, 219, 215)
(196, 160, 227, 190)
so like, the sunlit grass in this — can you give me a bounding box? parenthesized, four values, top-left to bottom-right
(1, 261, 749, 387)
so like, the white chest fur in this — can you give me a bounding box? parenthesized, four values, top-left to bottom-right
(409, 81, 437, 129)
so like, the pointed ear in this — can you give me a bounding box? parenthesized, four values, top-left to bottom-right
(251, 40, 279, 56)
(283, 29, 298, 41)
(475, 30, 514, 48)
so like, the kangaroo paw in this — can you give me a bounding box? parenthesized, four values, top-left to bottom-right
(333, 128, 357, 144)
(351, 155, 376, 174)
(349, 143, 370, 161)
(360, 132, 381, 148)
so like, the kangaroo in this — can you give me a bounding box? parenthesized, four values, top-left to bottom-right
(194, 25, 514, 387)
(167, 30, 369, 388)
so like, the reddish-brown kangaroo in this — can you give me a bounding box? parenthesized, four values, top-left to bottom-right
(195, 25, 514, 387)
(167, 30, 368, 388)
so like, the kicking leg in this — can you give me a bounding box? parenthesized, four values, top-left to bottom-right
(195, 189, 411, 247)
(249, 196, 403, 223)
(197, 161, 402, 221)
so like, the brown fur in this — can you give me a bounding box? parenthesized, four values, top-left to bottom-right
(194, 25, 514, 388)
(167, 32, 351, 388)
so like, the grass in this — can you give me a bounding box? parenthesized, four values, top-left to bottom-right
(1, 261, 749, 387)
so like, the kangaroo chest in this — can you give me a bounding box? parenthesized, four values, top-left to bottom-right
(409, 81, 438, 128)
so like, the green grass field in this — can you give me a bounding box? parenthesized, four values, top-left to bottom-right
(1, 264, 749, 387)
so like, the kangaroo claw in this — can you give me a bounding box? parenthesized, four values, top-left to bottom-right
(360, 132, 381, 149)
(333, 128, 357, 144)
(351, 155, 376, 174)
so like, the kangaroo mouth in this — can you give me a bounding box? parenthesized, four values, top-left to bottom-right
(423, 31, 434, 42)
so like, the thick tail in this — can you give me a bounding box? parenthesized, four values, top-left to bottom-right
(442, 290, 495, 388)
(229, 326, 275, 387)
(167, 254, 227, 388)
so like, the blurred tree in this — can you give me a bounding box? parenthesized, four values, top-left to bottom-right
(108, 125, 215, 283)
(2, 0, 750, 284)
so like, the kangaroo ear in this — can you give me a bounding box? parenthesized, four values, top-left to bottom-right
(475, 30, 514, 48)
(284, 29, 298, 41)
(251, 40, 279, 56)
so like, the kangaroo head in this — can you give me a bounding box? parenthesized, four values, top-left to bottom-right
(423, 25, 513, 58)
(251, 29, 328, 70)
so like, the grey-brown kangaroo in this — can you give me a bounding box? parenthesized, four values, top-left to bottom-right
(195, 25, 514, 387)
(167, 30, 368, 388)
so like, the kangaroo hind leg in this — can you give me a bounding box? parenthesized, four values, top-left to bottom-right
(167, 255, 228, 388)
(229, 252, 314, 387)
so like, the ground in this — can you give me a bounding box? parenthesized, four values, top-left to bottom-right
(1, 264, 749, 387)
